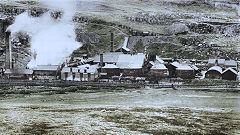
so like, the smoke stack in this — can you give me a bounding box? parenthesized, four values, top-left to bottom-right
(5, 31, 12, 69)
(110, 32, 114, 52)
(173, 50, 177, 61)
(100, 53, 103, 67)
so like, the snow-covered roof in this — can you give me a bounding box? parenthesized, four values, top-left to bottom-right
(151, 64, 167, 70)
(122, 37, 130, 52)
(190, 65, 199, 71)
(208, 66, 222, 73)
(149, 61, 155, 65)
(4, 69, 33, 75)
(61, 64, 98, 73)
(217, 59, 225, 65)
(171, 62, 194, 70)
(222, 68, 238, 75)
(116, 53, 145, 69)
(171, 62, 181, 68)
(33, 65, 59, 71)
(156, 56, 164, 64)
(224, 60, 237, 67)
(102, 64, 119, 69)
(93, 52, 123, 63)
(208, 59, 216, 64)
(176, 64, 193, 70)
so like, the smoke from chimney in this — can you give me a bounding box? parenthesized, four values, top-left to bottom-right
(7, 0, 82, 68)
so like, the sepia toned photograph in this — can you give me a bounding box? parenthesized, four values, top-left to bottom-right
(0, 0, 239, 134)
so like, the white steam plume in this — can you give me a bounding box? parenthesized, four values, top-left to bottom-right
(7, 0, 81, 68)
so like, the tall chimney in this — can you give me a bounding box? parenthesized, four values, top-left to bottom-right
(100, 53, 103, 67)
(173, 50, 177, 61)
(110, 32, 114, 52)
(5, 31, 12, 69)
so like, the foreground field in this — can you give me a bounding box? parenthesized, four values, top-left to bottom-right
(0, 88, 239, 134)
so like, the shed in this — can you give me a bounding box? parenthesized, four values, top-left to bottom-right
(4, 69, 33, 80)
(222, 68, 237, 81)
(33, 65, 59, 80)
(149, 64, 169, 80)
(116, 53, 145, 77)
(176, 64, 195, 79)
(205, 66, 222, 79)
(61, 64, 98, 81)
(101, 64, 120, 77)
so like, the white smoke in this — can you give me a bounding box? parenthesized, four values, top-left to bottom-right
(7, 0, 81, 68)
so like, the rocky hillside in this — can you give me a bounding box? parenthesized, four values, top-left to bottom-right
(0, 0, 240, 59)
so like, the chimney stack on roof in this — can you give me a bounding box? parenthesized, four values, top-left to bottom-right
(100, 53, 104, 67)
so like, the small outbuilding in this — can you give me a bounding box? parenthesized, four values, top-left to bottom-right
(149, 64, 169, 80)
(4, 69, 33, 80)
(33, 65, 60, 80)
(205, 66, 222, 79)
(176, 64, 195, 79)
(222, 68, 238, 81)
(101, 64, 120, 78)
(61, 64, 98, 81)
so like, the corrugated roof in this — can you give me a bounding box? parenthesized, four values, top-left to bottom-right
(4, 69, 33, 75)
(33, 65, 59, 71)
(151, 64, 167, 70)
(116, 53, 145, 69)
(93, 52, 123, 63)
(208, 66, 222, 73)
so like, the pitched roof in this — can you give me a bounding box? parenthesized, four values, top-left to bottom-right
(102, 64, 119, 69)
(171, 62, 193, 70)
(176, 65, 193, 70)
(93, 52, 123, 63)
(208, 66, 222, 73)
(171, 62, 181, 68)
(4, 69, 33, 75)
(33, 65, 59, 71)
(156, 56, 164, 64)
(116, 53, 145, 69)
(222, 68, 238, 75)
(190, 65, 199, 71)
(151, 64, 167, 70)
(61, 64, 98, 73)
